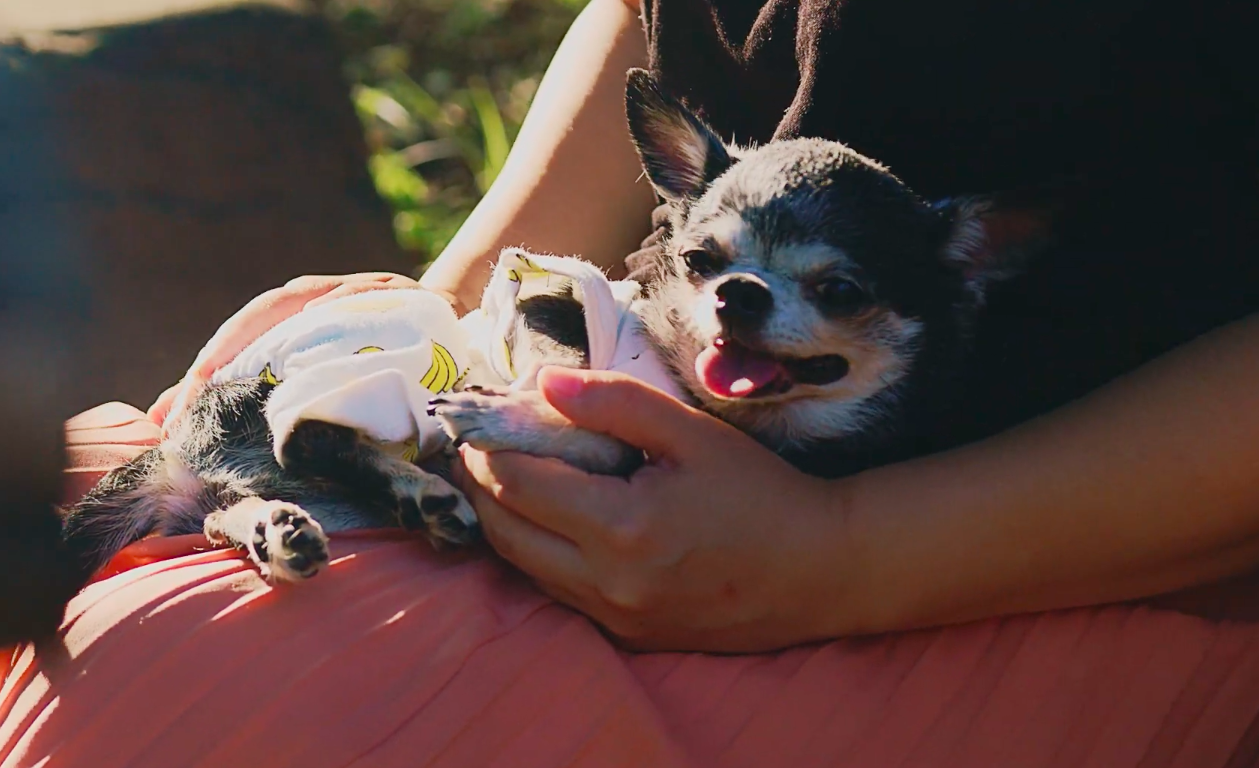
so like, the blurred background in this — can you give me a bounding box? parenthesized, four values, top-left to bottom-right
(0, 0, 590, 407)
(0, 0, 588, 573)
(315, 0, 589, 264)
(4, 0, 588, 270)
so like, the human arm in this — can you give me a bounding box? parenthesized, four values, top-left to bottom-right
(418, 0, 657, 313)
(457, 313, 1259, 652)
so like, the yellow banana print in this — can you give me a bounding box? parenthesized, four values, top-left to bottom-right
(499, 337, 516, 380)
(420, 341, 459, 394)
(400, 439, 421, 464)
(258, 363, 280, 385)
(355, 346, 385, 354)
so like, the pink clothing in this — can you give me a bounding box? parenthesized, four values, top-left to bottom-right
(4, 402, 1257, 768)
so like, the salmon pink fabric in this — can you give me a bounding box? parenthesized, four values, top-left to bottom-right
(3, 402, 1258, 767)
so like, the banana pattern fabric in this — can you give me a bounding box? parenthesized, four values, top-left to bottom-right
(211, 288, 475, 462)
(462, 248, 684, 400)
(209, 249, 683, 465)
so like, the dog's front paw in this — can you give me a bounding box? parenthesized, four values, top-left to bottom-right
(206, 499, 330, 581)
(426, 389, 513, 451)
(428, 390, 644, 476)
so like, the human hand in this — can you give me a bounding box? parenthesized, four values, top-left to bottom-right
(148, 273, 448, 431)
(456, 367, 855, 652)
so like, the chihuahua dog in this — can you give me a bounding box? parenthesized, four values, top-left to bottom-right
(20, 70, 1048, 646)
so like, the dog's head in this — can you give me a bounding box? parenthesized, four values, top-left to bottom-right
(625, 69, 1051, 449)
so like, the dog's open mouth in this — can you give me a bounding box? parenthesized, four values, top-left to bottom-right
(694, 338, 850, 399)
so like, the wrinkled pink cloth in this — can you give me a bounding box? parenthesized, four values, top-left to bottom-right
(3, 402, 1258, 768)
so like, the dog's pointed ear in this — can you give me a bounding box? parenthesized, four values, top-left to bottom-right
(936, 194, 1056, 300)
(625, 68, 732, 202)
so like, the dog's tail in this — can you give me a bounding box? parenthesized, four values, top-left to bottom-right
(0, 448, 173, 647)
(62, 446, 176, 570)
(20, 447, 178, 644)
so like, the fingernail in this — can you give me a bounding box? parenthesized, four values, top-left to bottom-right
(538, 366, 585, 402)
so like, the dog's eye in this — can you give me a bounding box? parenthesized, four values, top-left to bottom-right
(681, 249, 725, 278)
(813, 277, 865, 311)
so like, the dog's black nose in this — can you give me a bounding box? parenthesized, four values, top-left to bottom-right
(714, 275, 773, 328)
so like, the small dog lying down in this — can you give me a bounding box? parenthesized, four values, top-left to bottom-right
(34, 70, 1050, 643)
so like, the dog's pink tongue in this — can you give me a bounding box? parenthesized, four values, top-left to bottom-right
(695, 342, 785, 398)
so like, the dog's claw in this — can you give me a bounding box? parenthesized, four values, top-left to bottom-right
(251, 522, 270, 563)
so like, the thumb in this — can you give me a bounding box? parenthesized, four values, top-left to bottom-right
(537, 367, 724, 458)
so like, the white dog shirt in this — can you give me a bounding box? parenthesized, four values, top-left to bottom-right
(460, 248, 684, 399)
(210, 249, 681, 463)
(211, 288, 474, 462)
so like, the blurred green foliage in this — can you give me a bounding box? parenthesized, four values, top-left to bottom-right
(305, 0, 590, 267)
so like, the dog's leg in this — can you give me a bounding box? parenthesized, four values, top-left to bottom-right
(280, 420, 479, 547)
(428, 390, 645, 476)
(203, 497, 330, 581)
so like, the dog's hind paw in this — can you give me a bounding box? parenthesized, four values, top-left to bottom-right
(389, 470, 480, 548)
(205, 498, 330, 582)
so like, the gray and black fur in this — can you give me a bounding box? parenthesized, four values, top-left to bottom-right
(63, 377, 477, 591)
(19, 70, 1051, 646)
(617, 68, 1053, 476)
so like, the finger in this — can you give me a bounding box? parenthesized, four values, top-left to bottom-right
(192, 275, 415, 378)
(157, 375, 209, 437)
(187, 285, 326, 379)
(160, 284, 334, 429)
(461, 447, 636, 542)
(304, 279, 418, 309)
(284, 272, 403, 290)
(536, 367, 732, 458)
(146, 381, 184, 426)
(463, 478, 594, 587)
(159, 274, 420, 429)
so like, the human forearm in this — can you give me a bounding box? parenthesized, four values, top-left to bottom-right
(454, 337, 1259, 652)
(833, 314, 1259, 634)
(419, 0, 656, 314)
